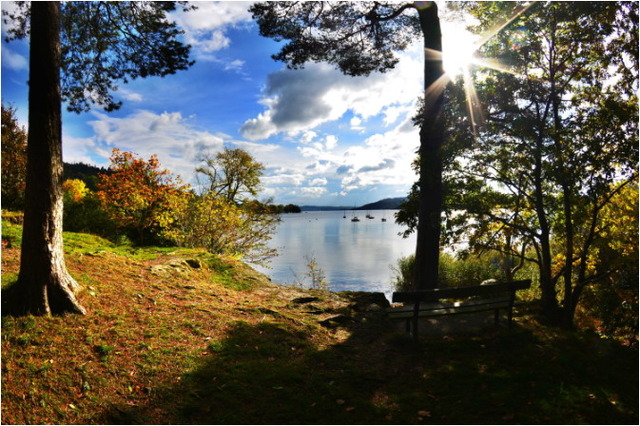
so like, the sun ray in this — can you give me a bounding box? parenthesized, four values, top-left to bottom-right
(438, 2, 539, 137)
(461, 65, 483, 136)
(475, 2, 537, 50)
(471, 57, 515, 76)
(424, 47, 443, 61)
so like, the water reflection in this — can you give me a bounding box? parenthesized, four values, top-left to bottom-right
(253, 210, 416, 299)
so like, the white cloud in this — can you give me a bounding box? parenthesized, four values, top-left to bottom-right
(224, 59, 246, 72)
(308, 177, 328, 186)
(63, 136, 100, 166)
(117, 88, 143, 102)
(335, 117, 419, 192)
(86, 110, 228, 181)
(198, 30, 232, 52)
(262, 173, 306, 186)
(240, 43, 423, 140)
(297, 187, 328, 198)
(174, 2, 252, 31)
(324, 135, 338, 150)
(171, 1, 252, 64)
(1, 46, 27, 71)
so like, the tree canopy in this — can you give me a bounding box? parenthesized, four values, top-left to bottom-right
(444, 1, 638, 324)
(3, 1, 194, 113)
(196, 147, 266, 204)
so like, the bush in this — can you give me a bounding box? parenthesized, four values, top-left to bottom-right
(392, 252, 505, 291)
(159, 193, 279, 265)
(63, 187, 118, 240)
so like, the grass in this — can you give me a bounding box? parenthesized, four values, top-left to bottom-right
(1, 223, 638, 424)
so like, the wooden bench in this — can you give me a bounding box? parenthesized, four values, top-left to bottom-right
(388, 280, 532, 340)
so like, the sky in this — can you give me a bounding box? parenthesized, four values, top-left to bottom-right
(1, 1, 475, 206)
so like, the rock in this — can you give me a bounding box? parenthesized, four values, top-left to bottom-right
(319, 315, 352, 329)
(185, 258, 202, 269)
(338, 291, 390, 311)
(291, 296, 320, 304)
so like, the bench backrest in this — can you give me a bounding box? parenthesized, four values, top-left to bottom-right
(392, 279, 532, 303)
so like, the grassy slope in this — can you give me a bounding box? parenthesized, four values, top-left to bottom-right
(1, 220, 638, 424)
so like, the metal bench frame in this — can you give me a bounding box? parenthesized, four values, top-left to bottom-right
(389, 280, 532, 340)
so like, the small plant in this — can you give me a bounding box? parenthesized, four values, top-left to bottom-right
(94, 343, 115, 361)
(207, 340, 224, 353)
(294, 255, 329, 289)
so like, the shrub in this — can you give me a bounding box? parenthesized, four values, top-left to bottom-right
(159, 193, 278, 265)
(62, 184, 117, 239)
(392, 252, 505, 291)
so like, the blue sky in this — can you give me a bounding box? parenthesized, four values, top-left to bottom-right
(1, 1, 471, 206)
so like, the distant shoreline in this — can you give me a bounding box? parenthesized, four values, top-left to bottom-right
(300, 197, 406, 212)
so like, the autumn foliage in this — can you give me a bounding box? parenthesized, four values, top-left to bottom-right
(97, 149, 189, 245)
(1, 105, 28, 210)
(62, 179, 89, 204)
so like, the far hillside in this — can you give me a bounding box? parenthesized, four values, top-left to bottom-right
(301, 197, 406, 212)
(63, 162, 110, 191)
(356, 197, 405, 210)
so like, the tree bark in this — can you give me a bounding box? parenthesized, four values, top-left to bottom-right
(15, 1, 86, 316)
(413, 3, 445, 290)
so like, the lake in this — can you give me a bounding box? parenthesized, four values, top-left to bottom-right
(253, 210, 416, 300)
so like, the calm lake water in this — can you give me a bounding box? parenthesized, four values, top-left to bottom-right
(254, 210, 416, 300)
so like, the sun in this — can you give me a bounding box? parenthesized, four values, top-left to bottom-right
(441, 21, 479, 77)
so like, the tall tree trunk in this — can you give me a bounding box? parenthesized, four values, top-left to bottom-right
(413, 3, 445, 290)
(533, 133, 557, 317)
(15, 1, 86, 316)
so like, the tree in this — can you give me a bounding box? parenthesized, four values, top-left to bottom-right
(62, 179, 89, 204)
(3, 1, 193, 315)
(1, 104, 28, 211)
(586, 181, 639, 342)
(97, 149, 188, 245)
(195, 147, 266, 204)
(250, 1, 446, 289)
(449, 2, 638, 324)
(160, 193, 279, 265)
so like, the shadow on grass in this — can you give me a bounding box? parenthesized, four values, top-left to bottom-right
(102, 308, 638, 424)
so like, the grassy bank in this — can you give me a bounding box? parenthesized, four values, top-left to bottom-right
(1, 220, 638, 424)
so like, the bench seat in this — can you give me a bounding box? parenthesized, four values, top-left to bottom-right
(388, 280, 532, 339)
(388, 296, 512, 319)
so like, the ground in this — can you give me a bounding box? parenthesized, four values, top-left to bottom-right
(1, 222, 638, 424)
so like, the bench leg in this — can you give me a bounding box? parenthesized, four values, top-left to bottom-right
(494, 309, 500, 325)
(412, 315, 419, 341)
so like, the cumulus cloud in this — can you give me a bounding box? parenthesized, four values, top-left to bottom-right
(240, 44, 422, 140)
(171, 2, 252, 64)
(85, 110, 241, 181)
